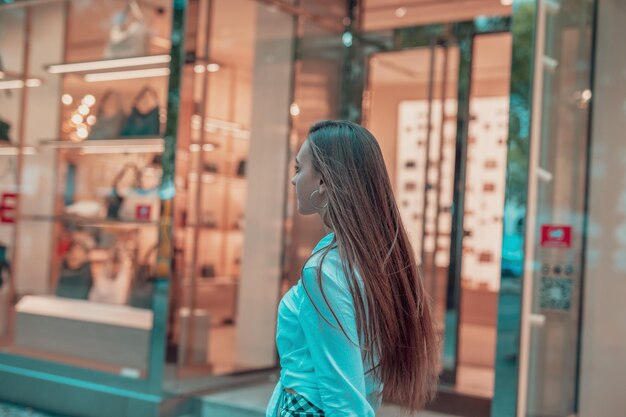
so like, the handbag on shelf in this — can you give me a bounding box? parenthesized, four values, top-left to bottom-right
(89, 243, 134, 305)
(236, 159, 246, 177)
(106, 163, 140, 219)
(55, 241, 93, 300)
(0, 119, 11, 143)
(119, 185, 160, 222)
(200, 263, 215, 279)
(89, 90, 126, 140)
(104, 0, 150, 59)
(65, 200, 105, 218)
(128, 244, 158, 309)
(120, 86, 161, 138)
(118, 164, 161, 222)
(0, 243, 10, 289)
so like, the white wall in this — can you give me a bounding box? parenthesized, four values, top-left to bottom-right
(579, 0, 626, 415)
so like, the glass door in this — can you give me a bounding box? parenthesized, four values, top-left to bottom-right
(514, 0, 595, 416)
(363, 41, 460, 381)
(361, 19, 513, 404)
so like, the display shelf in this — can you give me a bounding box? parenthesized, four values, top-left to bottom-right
(21, 214, 159, 229)
(0, 145, 36, 156)
(197, 276, 238, 285)
(189, 172, 246, 186)
(185, 225, 243, 233)
(0, 76, 43, 90)
(40, 138, 164, 154)
(46, 55, 171, 75)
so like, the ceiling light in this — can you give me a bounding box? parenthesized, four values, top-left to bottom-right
(76, 127, 89, 140)
(86, 115, 97, 125)
(500, 0, 513, 5)
(78, 105, 90, 115)
(194, 64, 205, 74)
(47, 55, 171, 74)
(84, 68, 170, 82)
(395, 7, 407, 18)
(290, 103, 300, 117)
(82, 94, 96, 107)
(62, 94, 73, 105)
(206, 63, 220, 73)
(0, 78, 42, 90)
(71, 114, 83, 124)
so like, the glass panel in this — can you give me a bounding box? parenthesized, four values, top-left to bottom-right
(172, 0, 295, 379)
(0, 0, 174, 379)
(0, 6, 27, 346)
(457, 32, 512, 398)
(523, 0, 594, 415)
(579, 1, 626, 415)
(363, 44, 459, 378)
(283, 18, 344, 291)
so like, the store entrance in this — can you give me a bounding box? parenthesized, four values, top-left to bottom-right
(362, 26, 513, 401)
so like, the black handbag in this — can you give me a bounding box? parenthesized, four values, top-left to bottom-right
(200, 263, 215, 279)
(0, 244, 9, 288)
(56, 259, 93, 300)
(106, 163, 140, 219)
(0, 118, 10, 143)
(89, 90, 126, 140)
(120, 86, 160, 138)
(127, 245, 158, 309)
(236, 159, 246, 177)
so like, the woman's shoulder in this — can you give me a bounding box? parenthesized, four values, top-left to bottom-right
(304, 245, 343, 275)
(302, 246, 355, 297)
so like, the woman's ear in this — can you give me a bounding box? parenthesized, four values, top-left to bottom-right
(319, 181, 327, 195)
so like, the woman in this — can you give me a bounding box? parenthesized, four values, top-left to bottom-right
(266, 120, 439, 417)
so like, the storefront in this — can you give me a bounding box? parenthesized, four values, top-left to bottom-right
(0, 1, 621, 417)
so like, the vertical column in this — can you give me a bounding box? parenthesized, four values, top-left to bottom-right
(235, 4, 295, 367)
(14, 2, 65, 294)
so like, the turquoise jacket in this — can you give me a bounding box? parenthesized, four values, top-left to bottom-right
(266, 232, 383, 417)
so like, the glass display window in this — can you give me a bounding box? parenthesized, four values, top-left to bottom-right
(0, 0, 175, 381)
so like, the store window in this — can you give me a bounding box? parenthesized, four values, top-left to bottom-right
(0, 0, 175, 379)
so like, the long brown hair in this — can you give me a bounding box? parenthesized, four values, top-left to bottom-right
(303, 120, 439, 412)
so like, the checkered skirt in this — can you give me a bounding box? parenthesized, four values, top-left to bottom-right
(279, 390, 325, 417)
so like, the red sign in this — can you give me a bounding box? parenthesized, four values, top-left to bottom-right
(0, 193, 18, 224)
(541, 225, 572, 248)
(135, 205, 152, 221)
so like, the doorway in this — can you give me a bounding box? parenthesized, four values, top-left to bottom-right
(362, 25, 513, 401)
